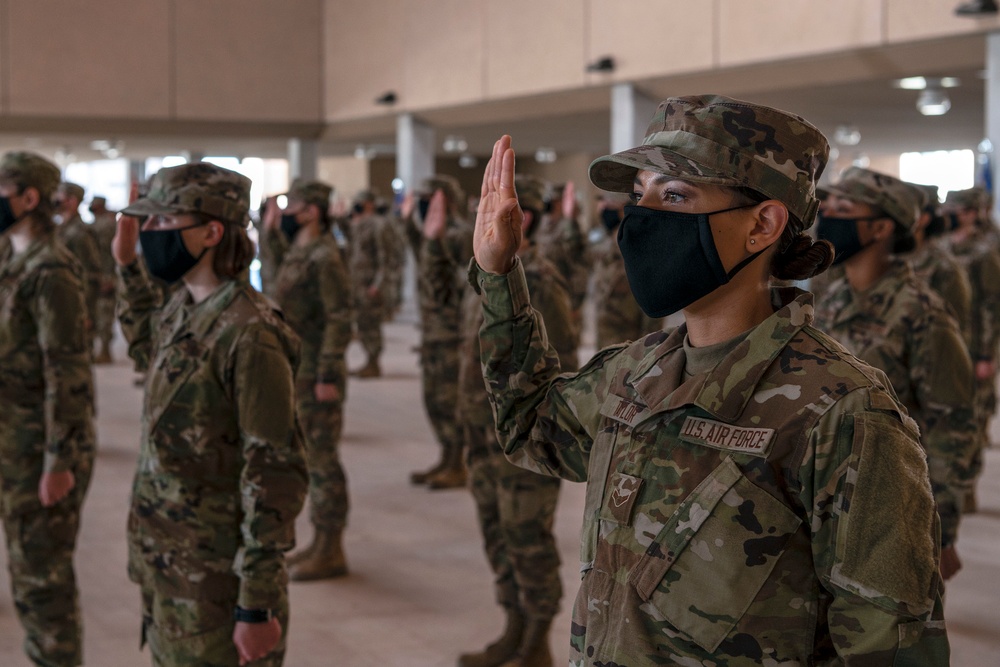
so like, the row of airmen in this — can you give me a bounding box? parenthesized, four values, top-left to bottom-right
(0, 131, 997, 666)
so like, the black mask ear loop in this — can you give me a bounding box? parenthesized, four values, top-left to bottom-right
(705, 201, 770, 282)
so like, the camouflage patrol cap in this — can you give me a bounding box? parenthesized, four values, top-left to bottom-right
(944, 187, 987, 210)
(287, 178, 333, 210)
(90, 195, 107, 206)
(514, 175, 546, 213)
(58, 182, 85, 203)
(0, 152, 62, 199)
(122, 162, 251, 224)
(420, 174, 465, 206)
(827, 167, 921, 232)
(910, 183, 939, 210)
(353, 189, 377, 205)
(589, 94, 830, 231)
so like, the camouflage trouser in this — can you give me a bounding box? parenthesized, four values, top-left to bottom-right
(353, 292, 383, 359)
(141, 588, 289, 667)
(466, 423, 562, 620)
(421, 342, 463, 456)
(296, 375, 348, 531)
(969, 374, 999, 485)
(1, 461, 93, 667)
(94, 294, 116, 347)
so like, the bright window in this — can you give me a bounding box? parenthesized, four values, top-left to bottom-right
(899, 150, 975, 202)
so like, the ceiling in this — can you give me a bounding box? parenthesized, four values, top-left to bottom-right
(0, 35, 988, 167)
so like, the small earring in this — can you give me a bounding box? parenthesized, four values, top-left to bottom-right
(750, 239, 756, 245)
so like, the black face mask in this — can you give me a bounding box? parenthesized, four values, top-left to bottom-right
(946, 212, 961, 231)
(617, 204, 765, 317)
(816, 214, 876, 266)
(352, 203, 365, 215)
(601, 209, 621, 232)
(924, 210, 948, 239)
(280, 213, 300, 242)
(0, 196, 31, 235)
(139, 223, 208, 284)
(418, 198, 430, 221)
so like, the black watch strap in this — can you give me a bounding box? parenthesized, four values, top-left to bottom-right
(233, 606, 272, 623)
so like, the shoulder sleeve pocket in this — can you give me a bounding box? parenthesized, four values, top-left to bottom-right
(830, 411, 939, 618)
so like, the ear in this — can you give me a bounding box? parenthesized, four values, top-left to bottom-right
(202, 220, 226, 248)
(870, 217, 896, 242)
(747, 200, 788, 251)
(21, 186, 40, 209)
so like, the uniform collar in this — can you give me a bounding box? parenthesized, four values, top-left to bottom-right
(834, 259, 912, 327)
(629, 287, 814, 422)
(163, 278, 241, 344)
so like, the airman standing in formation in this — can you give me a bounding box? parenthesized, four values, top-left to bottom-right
(349, 190, 389, 378)
(113, 163, 307, 666)
(411, 176, 474, 489)
(88, 195, 120, 363)
(263, 178, 354, 582)
(469, 97, 947, 665)
(0, 152, 96, 667)
(591, 194, 664, 350)
(942, 187, 1000, 511)
(814, 167, 977, 580)
(53, 182, 102, 344)
(442, 176, 577, 667)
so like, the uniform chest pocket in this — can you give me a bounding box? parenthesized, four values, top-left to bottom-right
(627, 456, 802, 653)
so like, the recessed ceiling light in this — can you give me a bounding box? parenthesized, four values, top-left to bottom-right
(893, 76, 961, 90)
(917, 89, 952, 116)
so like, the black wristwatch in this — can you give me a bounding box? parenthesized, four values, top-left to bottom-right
(233, 606, 273, 623)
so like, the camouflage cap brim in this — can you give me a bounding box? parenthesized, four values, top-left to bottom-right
(120, 198, 184, 218)
(590, 145, 741, 194)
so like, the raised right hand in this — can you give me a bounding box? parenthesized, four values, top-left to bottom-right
(473, 135, 523, 274)
(262, 196, 280, 232)
(422, 190, 448, 240)
(112, 182, 140, 266)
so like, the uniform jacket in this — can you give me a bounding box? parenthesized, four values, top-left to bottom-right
(907, 242, 972, 345)
(536, 216, 589, 312)
(56, 214, 102, 321)
(591, 231, 663, 350)
(349, 214, 388, 291)
(473, 259, 947, 666)
(947, 228, 1000, 363)
(0, 234, 94, 515)
(418, 218, 473, 346)
(815, 260, 976, 547)
(267, 229, 352, 385)
(118, 265, 307, 609)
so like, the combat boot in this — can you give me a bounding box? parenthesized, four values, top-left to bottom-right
(501, 618, 552, 667)
(352, 358, 381, 378)
(288, 529, 348, 581)
(427, 444, 467, 490)
(458, 608, 525, 667)
(94, 341, 113, 365)
(410, 454, 447, 485)
(956, 0, 998, 15)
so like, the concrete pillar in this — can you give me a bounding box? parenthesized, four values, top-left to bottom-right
(186, 150, 204, 163)
(396, 113, 435, 195)
(610, 83, 659, 154)
(987, 33, 1000, 221)
(288, 138, 319, 181)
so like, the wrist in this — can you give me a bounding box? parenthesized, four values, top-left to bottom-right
(234, 606, 273, 623)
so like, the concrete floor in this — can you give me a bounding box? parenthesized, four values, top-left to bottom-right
(0, 309, 998, 666)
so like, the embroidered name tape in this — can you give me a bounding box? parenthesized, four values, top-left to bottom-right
(679, 416, 776, 457)
(600, 394, 650, 429)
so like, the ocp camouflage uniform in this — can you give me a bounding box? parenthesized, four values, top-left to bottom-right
(379, 209, 408, 318)
(90, 208, 119, 354)
(415, 214, 474, 484)
(536, 211, 589, 346)
(472, 95, 947, 665)
(0, 228, 95, 667)
(946, 224, 1000, 489)
(267, 226, 351, 534)
(349, 211, 388, 362)
(591, 231, 663, 350)
(907, 239, 972, 342)
(815, 259, 976, 547)
(474, 267, 948, 665)
(118, 163, 307, 666)
(56, 212, 102, 334)
(453, 245, 577, 633)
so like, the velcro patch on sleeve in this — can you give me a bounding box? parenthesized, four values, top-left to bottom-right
(678, 416, 775, 458)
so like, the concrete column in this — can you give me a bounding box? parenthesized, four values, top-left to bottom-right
(396, 113, 435, 194)
(186, 150, 205, 163)
(987, 33, 1000, 221)
(288, 138, 319, 181)
(610, 83, 659, 154)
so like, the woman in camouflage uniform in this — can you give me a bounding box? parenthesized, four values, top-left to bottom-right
(470, 97, 948, 665)
(113, 163, 308, 667)
(0, 152, 95, 667)
(262, 179, 352, 582)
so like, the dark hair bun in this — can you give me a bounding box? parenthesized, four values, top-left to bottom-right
(771, 233, 834, 281)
